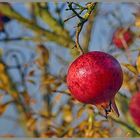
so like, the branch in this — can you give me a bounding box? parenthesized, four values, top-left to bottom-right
(33, 3, 69, 37)
(67, 2, 98, 55)
(0, 4, 75, 52)
(98, 111, 140, 136)
(52, 90, 71, 96)
(75, 23, 85, 54)
(67, 2, 84, 20)
(82, 4, 98, 52)
(0, 62, 34, 136)
(109, 116, 140, 136)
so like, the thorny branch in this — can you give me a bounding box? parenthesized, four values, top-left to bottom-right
(67, 2, 98, 55)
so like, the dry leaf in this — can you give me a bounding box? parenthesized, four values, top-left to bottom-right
(122, 63, 138, 75)
(26, 117, 37, 131)
(0, 105, 7, 115)
(0, 63, 5, 72)
(135, 17, 140, 27)
(136, 53, 140, 73)
(28, 70, 35, 77)
(77, 106, 84, 118)
(27, 79, 36, 85)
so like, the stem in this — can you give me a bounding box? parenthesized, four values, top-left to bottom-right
(109, 116, 140, 136)
(67, 2, 98, 55)
(98, 112, 140, 136)
(75, 23, 85, 55)
(82, 6, 97, 52)
(67, 2, 84, 20)
(52, 90, 71, 96)
(64, 9, 85, 23)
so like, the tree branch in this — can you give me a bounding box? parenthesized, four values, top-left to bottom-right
(33, 3, 69, 37)
(0, 4, 76, 55)
(82, 4, 98, 52)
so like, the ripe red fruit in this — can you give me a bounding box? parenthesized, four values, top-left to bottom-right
(129, 93, 140, 127)
(112, 28, 133, 49)
(67, 51, 123, 116)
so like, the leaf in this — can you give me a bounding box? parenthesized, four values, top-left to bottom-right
(136, 53, 140, 73)
(122, 63, 138, 75)
(63, 105, 73, 122)
(27, 79, 36, 85)
(36, 44, 49, 65)
(88, 113, 94, 130)
(26, 117, 36, 131)
(77, 106, 84, 118)
(41, 131, 56, 137)
(0, 48, 3, 57)
(0, 104, 9, 115)
(28, 70, 35, 77)
(0, 63, 5, 72)
(135, 17, 140, 27)
(116, 93, 129, 115)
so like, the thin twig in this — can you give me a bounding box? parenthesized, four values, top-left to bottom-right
(98, 112, 140, 136)
(64, 9, 85, 23)
(67, 2, 98, 55)
(52, 90, 71, 96)
(67, 2, 84, 20)
(109, 116, 140, 136)
(75, 23, 85, 54)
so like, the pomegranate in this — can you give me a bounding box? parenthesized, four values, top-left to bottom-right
(129, 93, 140, 127)
(112, 27, 133, 49)
(67, 51, 123, 117)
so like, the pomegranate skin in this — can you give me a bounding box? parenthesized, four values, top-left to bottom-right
(67, 51, 123, 105)
(112, 28, 133, 48)
(129, 93, 140, 127)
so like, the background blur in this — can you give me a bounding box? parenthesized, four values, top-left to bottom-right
(0, 2, 140, 138)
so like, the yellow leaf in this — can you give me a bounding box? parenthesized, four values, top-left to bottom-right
(27, 79, 36, 85)
(36, 44, 49, 68)
(136, 54, 140, 73)
(135, 17, 140, 27)
(63, 105, 73, 122)
(26, 117, 36, 131)
(0, 103, 10, 116)
(0, 63, 5, 72)
(0, 48, 3, 56)
(88, 113, 94, 130)
(77, 107, 84, 118)
(122, 63, 138, 75)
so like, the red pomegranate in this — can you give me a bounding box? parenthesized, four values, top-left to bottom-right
(67, 51, 123, 117)
(129, 93, 140, 127)
(112, 28, 133, 49)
